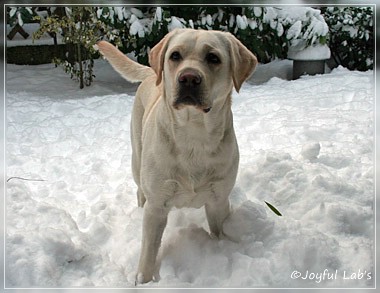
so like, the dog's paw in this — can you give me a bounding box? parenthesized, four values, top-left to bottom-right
(135, 272, 159, 285)
(135, 272, 146, 285)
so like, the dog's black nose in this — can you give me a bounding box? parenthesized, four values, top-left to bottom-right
(178, 70, 202, 86)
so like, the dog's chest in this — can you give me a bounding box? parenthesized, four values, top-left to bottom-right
(164, 170, 215, 209)
(164, 145, 222, 209)
(153, 112, 235, 209)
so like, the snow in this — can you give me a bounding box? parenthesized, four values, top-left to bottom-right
(253, 7, 263, 18)
(272, 7, 328, 47)
(129, 18, 145, 38)
(5, 58, 374, 289)
(130, 8, 144, 19)
(155, 7, 162, 23)
(114, 7, 124, 22)
(236, 15, 248, 30)
(96, 7, 103, 19)
(206, 14, 213, 27)
(300, 142, 321, 161)
(168, 16, 185, 31)
(287, 20, 302, 40)
(276, 22, 284, 37)
(248, 19, 258, 30)
(288, 44, 331, 60)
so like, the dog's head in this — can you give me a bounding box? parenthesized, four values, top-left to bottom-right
(149, 29, 257, 113)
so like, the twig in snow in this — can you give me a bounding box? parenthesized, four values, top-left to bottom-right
(6, 177, 46, 183)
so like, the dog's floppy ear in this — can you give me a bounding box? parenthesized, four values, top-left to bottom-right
(226, 33, 258, 92)
(149, 30, 178, 86)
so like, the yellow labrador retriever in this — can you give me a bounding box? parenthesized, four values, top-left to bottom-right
(97, 28, 257, 283)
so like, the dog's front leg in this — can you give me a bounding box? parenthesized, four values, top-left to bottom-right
(136, 202, 168, 284)
(205, 197, 230, 238)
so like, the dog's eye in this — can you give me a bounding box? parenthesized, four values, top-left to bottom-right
(206, 53, 221, 64)
(170, 51, 182, 61)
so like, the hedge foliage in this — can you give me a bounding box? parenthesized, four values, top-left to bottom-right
(6, 6, 374, 88)
(321, 6, 373, 70)
(95, 6, 330, 65)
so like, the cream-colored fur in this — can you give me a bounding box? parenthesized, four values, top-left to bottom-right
(97, 28, 257, 284)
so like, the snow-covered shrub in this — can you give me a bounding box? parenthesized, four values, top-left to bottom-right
(7, 6, 34, 26)
(93, 7, 158, 65)
(322, 6, 373, 71)
(99, 6, 329, 64)
(7, 6, 332, 87)
(231, 7, 329, 62)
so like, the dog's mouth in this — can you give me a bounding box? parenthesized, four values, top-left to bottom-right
(173, 95, 212, 113)
(173, 86, 211, 113)
(173, 70, 212, 113)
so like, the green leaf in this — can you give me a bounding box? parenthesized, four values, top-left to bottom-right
(265, 201, 282, 217)
(319, 35, 327, 45)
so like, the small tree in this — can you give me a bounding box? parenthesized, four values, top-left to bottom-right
(33, 7, 104, 89)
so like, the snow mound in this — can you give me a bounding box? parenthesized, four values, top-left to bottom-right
(288, 44, 331, 60)
(223, 200, 274, 242)
(301, 142, 321, 160)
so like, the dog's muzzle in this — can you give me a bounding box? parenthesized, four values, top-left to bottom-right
(173, 69, 211, 113)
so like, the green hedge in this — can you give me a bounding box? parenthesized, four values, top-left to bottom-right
(96, 6, 330, 65)
(7, 6, 374, 88)
(321, 6, 373, 71)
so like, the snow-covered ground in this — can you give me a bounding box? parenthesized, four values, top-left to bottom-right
(5, 58, 374, 289)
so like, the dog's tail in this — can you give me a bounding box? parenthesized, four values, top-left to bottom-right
(96, 41, 155, 83)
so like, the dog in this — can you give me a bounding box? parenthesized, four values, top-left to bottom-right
(97, 28, 257, 284)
